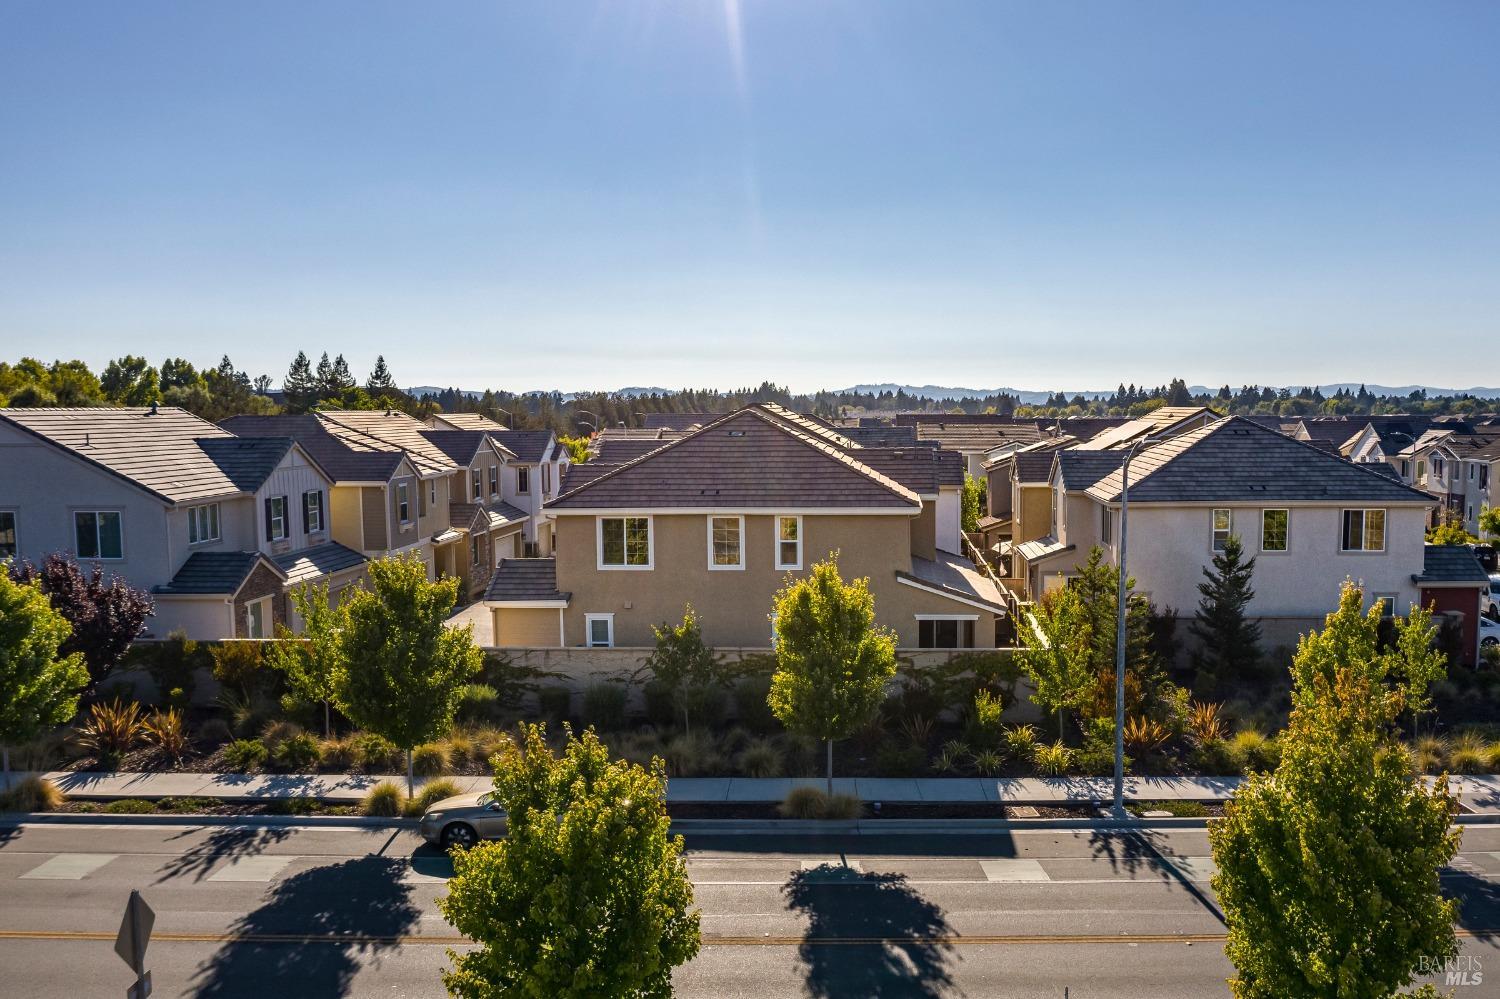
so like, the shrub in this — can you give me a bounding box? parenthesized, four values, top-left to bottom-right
(456, 683, 500, 724)
(362, 781, 406, 817)
(642, 679, 677, 728)
(266, 796, 319, 815)
(1132, 799, 1209, 818)
(1486, 741, 1500, 774)
(1033, 741, 1073, 777)
(158, 796, 218, 813)
(354, 732, 399, 772)
(1003, 724, 1039, 760)
(966, 690, 1005, 749)
(319, 737, 356, 770)
(1229, 729, 1280, 773)
(874, 743, 927, 777)
(679, 683, 729, 730)
(971, 749, 1004, 776)
(468, 727, 512, 769)
(1188, 701, 1227, 743)
(732, 675, 778, 732)
(222, 738, 268, 771)
(272, 732, 323, 770)
(931, 745, 966, 775)
(719, 725, 754, 756)
(821, 793, 862, 820)
(218, 690, 273, 738)
(613, 729, 665, 769)
(259, 719, 305, 753)
(75, 699, 145, 765)
(1448, 734, 1487, 775)
(782, 732, 820, 776)
(1, 776, 63, 812)
(404, 778, 463, 817)
(738, 738, 785, 777)
(1189, 737, 1238, 775)
(896, 714, 935, 748)
(663, 731, 723, 776)
(778, 787, 861, 820)
(582, 682, 629, 731)
(412, 742, 450, 777)
(1123, 715, 1172, 756)
(142, 707, 189, 762)
(446, 733, 475, 768)
(198, 718, 233, 747)
(536, 685, 570, 722)
(104, 798, 156, 814)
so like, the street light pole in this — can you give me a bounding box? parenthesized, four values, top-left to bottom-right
(1113, 437, 1159, 818)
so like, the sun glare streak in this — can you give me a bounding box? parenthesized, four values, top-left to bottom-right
(722, 0, 749, 105)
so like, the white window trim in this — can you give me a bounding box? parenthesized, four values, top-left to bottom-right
(245, 596, 272, 639)
(397, 481, 412, 526)
(429, 480, 437, 505)
(774, 514, 803, 571)
(585, 613, 615, 648)
(596, 515, 654, 570)
(304, 490, 324, 534)
(1341, 508, 1387, 553)
(472, 469, 483, 501)
(269, 496, 289, 541)
(1260, 508, 1289, 554)
(517, 466, 531, 494)
(916, 615, 978, 650)
(74, 509, 125, 560)
(489, 465, 500, 497)
(0, 509, 18, 559)
(1210, 508, 1232, 552)
(707, 514, 745, 571)
(188, 502, 221, 546)
(914, 614, 981, 621)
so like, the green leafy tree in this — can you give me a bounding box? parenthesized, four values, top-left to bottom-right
(8, 554, 154, 690)
(1187, 535, 1262, 693)
(100, 355, 161, 406)
(960, 472, 982, 533)
(1016, 585, 1094, 738)
(557, 434, 591, 464)
(643, 605, 720, 734)
(1480, 504, 1500, 540)
(768, 553, 897, 793)
(0, 573, 89, 780)
(263, 584, 349, 737)
(1069, 547, 1182, 726)
(1210, 581, 1460, 998)
(438, 724, 700, 998)
(1426, 511, 1477, 546)
(338, 555, 482, 792)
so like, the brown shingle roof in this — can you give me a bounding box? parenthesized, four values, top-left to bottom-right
(426, 412, 509, 432)
(317, 410, 459, 476)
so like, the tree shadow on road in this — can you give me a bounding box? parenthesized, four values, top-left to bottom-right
(783, 865, 959, 999)
(1446, 868, 1500, 943)
(154, 825, 293, 883)
(190, 855, 421, 998)
(1087, 826, 1226, 927)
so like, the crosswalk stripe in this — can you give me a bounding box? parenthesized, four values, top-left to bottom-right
(19, 854, 118, 880)
(207, 855, 297, 882)
(979, 859, 1050, 882)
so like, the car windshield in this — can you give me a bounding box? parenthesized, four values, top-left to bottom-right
(477, 792, 495, 808)
(1491, 581, 1500, 594)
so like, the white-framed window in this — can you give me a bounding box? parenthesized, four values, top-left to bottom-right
(542, 464, 551, 495)
(586, 613, 615, 648)
(775, 515, 802, 570)
(470, 536, 480, 565)
(1341, 509, 1386, 552)
(1260, 509, 1288, 553)
(188, 503, 221, 545)
(598, 516, 652, 569)
(489, 465, 499, 496)
(917, 615, 977, 649)
(245, 597, 270, 639)
(429, 480, 437, 505)
(1100, 506, 1112, 545)
(708, 515, 744, 569)
(1432, 456, 1444, 479)
(472, 469, 482, 501)
(396, 482, 411, 525)
(74, 510, 124, 560)
(1371, 592, 1400, 618)
(517, 467, 530, 494)
(1211, 508, 1232, 552)
(265, 495, 289, 541)
(0, 510, 17, 559)
(1400, 460, 1410, 479)
(303, 490, 324, 534)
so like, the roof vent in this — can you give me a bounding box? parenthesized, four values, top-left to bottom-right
(147, 402, 159, 416)
(700, 488, 720, 496)
(727, 430, 746, 437)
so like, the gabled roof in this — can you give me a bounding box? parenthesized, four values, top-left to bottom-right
(221, 415, 406, 483)
(317, 410, 459, 477)
(426, 412, 509, 433)
(914, 423, 1046, 453)
(196, 437, 299, 492)
(486, 501, 530, 528)
(493, 430, 555, 464)
(1073, 406, 1216, 451)
(1054, 450, 1127, 491)
(1013, 450, 1061, 484)
(642, 413, 717, 431)
(154, 551, 283, 595)
(758, 403, 864, 450)
(1087, 416, 1436, 505)
(855, 447, 965, 494)
(271, 542, 368, 586)
(0, 406, 245, 504)
(1413, 545, 1490, 586)
(592, 437, 673, 464)
(484, 557, 570, 604)
(418, 429, 516, 464)
(548, 406, 921, 511)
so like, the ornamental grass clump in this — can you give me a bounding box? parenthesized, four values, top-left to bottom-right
(361, 781, 406, 817)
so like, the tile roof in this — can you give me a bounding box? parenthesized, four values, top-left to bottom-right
(838, 425, 922, 447)
(1086, 416, 1437, 505)
(154, 551, 279, 594)
(493, 430, 555, 464)
(642, 413, 717, 431)
(1413, 545, 1490, 585)
(898, 551, 1006, 612)
(1054, 451, 1127, 491)
(486, 501, 530, 528)
(271, 542, 368, 586)
(855, 447, 965, 494)
(914, 423, 1046, 452)
(0, 406, 247, 504)
(484, 557, 570, 603)
(1013, 450, 1059, 484)
(1072, 407, 1216, 451)
(448, 502, 489, 532)
(592, 438, 673, 463)
(1014, 536, 1073, 562)
(317, 410, 459, 476)
(221, 415, 406, 483)
(426, 412, 509, 432)
(758, 403, 864, 450)
(548, 406, 921, 510)
(419, 429, 515, 464)
(196, 437, 298, 492)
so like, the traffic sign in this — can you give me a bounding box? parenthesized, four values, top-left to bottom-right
(115, 889, 155, 996)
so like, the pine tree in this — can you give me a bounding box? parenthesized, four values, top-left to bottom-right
(331, 353, 355, 390)
(313, 352, 338, 400)
(365, 354, 397, 393)
(1188, 535, 1262, 693)
(283, 352, 317, 412)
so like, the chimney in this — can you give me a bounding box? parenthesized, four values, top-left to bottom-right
(148, 401, 159, 416)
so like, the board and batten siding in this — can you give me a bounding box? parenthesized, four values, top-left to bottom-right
(255, 451, 332, 557)
(360, 487, 388, 550)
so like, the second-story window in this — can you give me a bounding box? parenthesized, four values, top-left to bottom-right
(488, 465, 499, 496)
(599, 516, 651, 568)
(1100, 506, 1112, 545)
(1261, 509, 1289, 552)
(303, 490, 324, 534)
(1341, 509, 1386, 552)
(709, 515, 743, 569)
(0, 511, 17, 559)
(472, 469, 482, 501)
(397, 482, 411, 524)
(543, 464, 551, 495)
(75, 511, 123, 560)
(517, 467, 530, 494)
(266, 496, 288, 541)
(1211, 509, 1232, 551)
(470, 536, 480, 565)
(429, 480, 437, 505)
(1433, 456, 1444, 478)
(776, 516, 802, 570)
(188, 503, 220, 545)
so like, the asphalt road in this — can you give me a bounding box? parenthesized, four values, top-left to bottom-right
(0, 821, 1496, 998)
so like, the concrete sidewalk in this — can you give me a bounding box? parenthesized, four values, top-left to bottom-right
(6, 770, 1499, 811)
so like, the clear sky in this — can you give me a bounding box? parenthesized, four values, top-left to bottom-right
(2, 2, 1497, 394)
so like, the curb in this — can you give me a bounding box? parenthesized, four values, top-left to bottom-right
(0, 811, 416, 831)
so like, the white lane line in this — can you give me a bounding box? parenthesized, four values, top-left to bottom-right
(1160, 856, 1217, 882)
(980, 859, 1050, 882)
(207, 855, 298, 882)
(19, 853, 119, 880)
(799, 860, 863, 872)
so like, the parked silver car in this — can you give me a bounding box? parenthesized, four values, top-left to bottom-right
(419, 791, 508, 850)
(1483, 574, 1500, 621)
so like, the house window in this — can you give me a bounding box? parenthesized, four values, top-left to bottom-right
(245, 597, 269, 639)
(1467, 504, 1474, 522)
(188, 503, 221, 545)
(775, 516, 802, 570)
(1432, 456, 1444, 479)
(1100, 506, 1112, 545)
(489, 465, 499, 496)
(75, 511, 123, 559)
(397, 482, 411, 524)
(265, 495, 289, 541)
(1261, 509, 1288, 552)
(1211, 509, 1232, 552)
(1371, 593, 1399, 617)
(1482, 466, 1490, 490)
(472, 470, 482, 501)
(586, 613, 615, 648)
(1470, 464, 1476, 481)
(429, 480, 437, 505)
(303, 490, 324, 534)
(599, 516, 651, 568)
(709, 515, 744, 569)
(542, 464, 551, 495)
(918, 617, 976, 649)
(1400, 460, 1410, 479)
(517, 467, 530, 494)
(1417, 460, 1427, 483)
(1341, 509, 1386, 552)
(0, 511, 16, 559)
(470, 537, 480, 565)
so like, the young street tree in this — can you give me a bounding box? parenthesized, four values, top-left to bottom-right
(643, 605, 720, 735)
(1187, 534, 1262, 693)
(0, 573, 90, 781)
(263, 583, 348, 738)
(439, 724, 700, 999)
(8, 554, 154, 691)
(1210, 582, 1459, 998)
(769, 553, 898, 793)
(338, 556, 482, 793)
(1016, 584, 1094, 738)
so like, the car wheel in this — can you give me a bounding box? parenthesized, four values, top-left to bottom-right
(441, 823, 478, 851)
(1483, 637, 1499, 648)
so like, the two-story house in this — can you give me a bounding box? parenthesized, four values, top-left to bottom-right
(0, 406, 368, 639)
(482, 404, 1004, 650)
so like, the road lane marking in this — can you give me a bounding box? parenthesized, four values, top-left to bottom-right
(980, 859, 1050, 882)
(19, 854, 118, 880)
(207, 855, 297, 882)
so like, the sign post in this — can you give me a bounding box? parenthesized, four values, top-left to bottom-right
(115, 889, 155, 999)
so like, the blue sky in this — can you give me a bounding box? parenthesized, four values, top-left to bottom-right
(2, 2, 1497, 394)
